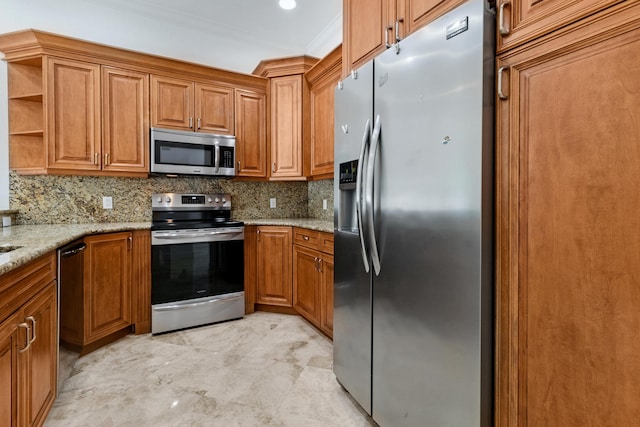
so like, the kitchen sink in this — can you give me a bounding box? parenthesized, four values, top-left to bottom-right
(0, 245, 23, 253)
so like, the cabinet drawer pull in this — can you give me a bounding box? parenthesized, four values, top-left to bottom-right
(104, 153, 110, 166)
(94, 153, 99, 165)
(26, 316, 37, 345)
(497, 66, 509, 100)
(385, 26, 393, 48)
(395, 18, 404, 43)
(18, 322, 31, 353)
(189, 117, 194, 129)
(197, 117, 201, 129)
(499, 0, 511, 36)
(303, 236, 309, 241)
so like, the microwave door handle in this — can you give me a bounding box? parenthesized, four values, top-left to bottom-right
(214, 141, 220, 173)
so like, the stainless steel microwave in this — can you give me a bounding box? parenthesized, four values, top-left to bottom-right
(150, 127, 236, 177)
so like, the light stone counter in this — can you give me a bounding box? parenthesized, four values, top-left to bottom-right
(240, 218, 333, 233)
(0, 223, 151, 276)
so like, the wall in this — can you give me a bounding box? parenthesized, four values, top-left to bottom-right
(10, 172, 318, 224)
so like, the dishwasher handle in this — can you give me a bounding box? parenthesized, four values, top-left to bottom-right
(60, 242, 86, 257)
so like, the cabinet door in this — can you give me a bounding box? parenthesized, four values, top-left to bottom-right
(0, 312, 20, 427)
(343, 0, 394, 75)
(102, 67, 149, 173)
(84, 232, 132, 343)
(270, 75, 303, 179)
(309, 79, 335, 177)
(293, 245, 321, 327)
(235, 89, 267, 177)
(46, 57, 101, 172)
(20, 282, 57, 427)
(495, 5, 640, 426)
(150, 75, 193, 130)
(496, 0, 624, 54)
(404, 0, 465, 35)
(256, 227, 292, 306)
(195, 83, 234, 135)
(320, 253, 334, 338)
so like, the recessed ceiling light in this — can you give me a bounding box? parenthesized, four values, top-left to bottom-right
(279, 0, 296, 10)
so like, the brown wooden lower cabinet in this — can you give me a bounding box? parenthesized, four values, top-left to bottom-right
(245, 225, 334, 338)
(0, 253, 57, 427)
(293, 228, 334, 338)
(255, 226, 293, 306)
(60, 231, 137, 355)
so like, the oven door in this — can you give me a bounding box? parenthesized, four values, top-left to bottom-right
(151, 227, 244, 334)
(151, 227, 244, 304)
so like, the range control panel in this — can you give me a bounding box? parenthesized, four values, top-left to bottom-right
(152, 193, 231, 211)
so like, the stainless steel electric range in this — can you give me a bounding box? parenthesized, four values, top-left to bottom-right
(151, 193, 244, 334)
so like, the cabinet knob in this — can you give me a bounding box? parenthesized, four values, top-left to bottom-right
(303, 236, 309, 241)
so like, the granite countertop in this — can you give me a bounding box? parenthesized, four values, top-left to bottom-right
(0, 219, 332, 277)
(0, 223, 151, 276)
(241, 218, 333, 233)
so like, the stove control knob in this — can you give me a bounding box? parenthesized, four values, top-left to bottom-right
(208, 197, 213, 203)
(157, 197, 162, 203)
(222, 197, 227, 203)
(165, 196, 171, 203)
(214, 197, 220, 203)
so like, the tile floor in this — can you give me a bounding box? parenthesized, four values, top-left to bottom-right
(45, 312, 375, 427)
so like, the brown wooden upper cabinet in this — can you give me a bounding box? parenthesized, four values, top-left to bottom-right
(235, 89, 268, 178)
(5, 55, 149, 177)
(342, 0, 464, 76)
(151, 75, 234, 135)
(47, 59, 149, 176)
(305, 45, 342, 179)
(270, 74, 305, 179)
(495, 0, 625, 54)
(253, 55, 318, 181)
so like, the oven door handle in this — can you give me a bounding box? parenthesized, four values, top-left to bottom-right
(153, 230, 243, 240)
(153, 293, 244, 312)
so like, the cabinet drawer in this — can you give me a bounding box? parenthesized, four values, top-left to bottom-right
(319, 232, 334, 255)
(293, 228, 320, 250)
(0, 253, 56, 322)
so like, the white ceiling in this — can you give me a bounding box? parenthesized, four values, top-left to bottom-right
(0, 0, 343, 73)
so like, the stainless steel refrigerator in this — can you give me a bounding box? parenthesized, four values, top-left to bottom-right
(333, 0, 495, 425)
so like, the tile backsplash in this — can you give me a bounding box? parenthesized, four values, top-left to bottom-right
(9, 172, 333, 224)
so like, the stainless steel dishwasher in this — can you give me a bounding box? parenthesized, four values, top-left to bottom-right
(56, 239, 85, 391)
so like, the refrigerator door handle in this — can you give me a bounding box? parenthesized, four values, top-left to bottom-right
(356, 119, 371, 273)
(366, 114, 382, 275)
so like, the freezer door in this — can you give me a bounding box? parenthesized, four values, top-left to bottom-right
(371, 0, 494, 426)
(333, 61, 374, 415)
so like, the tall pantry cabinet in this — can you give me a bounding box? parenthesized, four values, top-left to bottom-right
(495, 1, 640, 426)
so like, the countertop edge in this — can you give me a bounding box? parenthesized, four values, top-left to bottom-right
(0, 222, 151, 276)
(240, 218, 333, 233)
